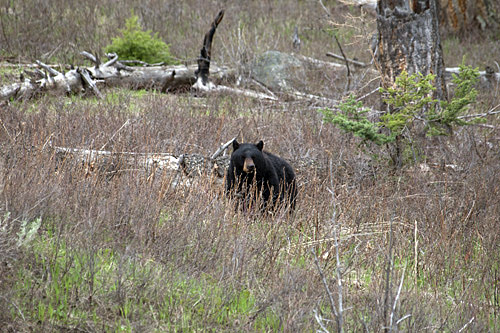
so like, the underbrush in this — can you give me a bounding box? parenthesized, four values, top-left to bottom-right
(1, 1, 500, 331)
(10, 224, 281, 331)
(1, 89, 499, 331)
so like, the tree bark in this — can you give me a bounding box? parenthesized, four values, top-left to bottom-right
(438, 0, 499, 33)
(377, 0, 447, 100)
(377, 0, 448, 168)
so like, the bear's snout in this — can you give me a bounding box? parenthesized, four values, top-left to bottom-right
(243, 157, 256, 173)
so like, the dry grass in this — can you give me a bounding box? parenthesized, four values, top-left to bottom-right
(1, 0, 500, 332)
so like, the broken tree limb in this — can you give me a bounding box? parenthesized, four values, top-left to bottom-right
(319, 0, 352, 91)
(1, 62, 87, 100)
(188, 9, 278, 101)
(36, 60, 61, 77)
(445, 67, 500, 86)
(209, 85, 278, 101)
(80, 51, 99, 65)
(79, 68, 103, 99)
(457, 103, 500, 120)
(211, 137, 236, 160)
(294, 54, 344, 70)
(194, 10, 225, 90)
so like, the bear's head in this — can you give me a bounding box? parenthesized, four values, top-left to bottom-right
(231, 140, 265, 174)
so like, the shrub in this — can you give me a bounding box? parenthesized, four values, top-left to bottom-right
(320, 62, 481, 167)
(320, 94, 393, 146)
(105, 14, 178, 65)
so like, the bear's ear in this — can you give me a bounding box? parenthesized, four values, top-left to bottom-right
(256, 140, 264, 151)
(233, 139, 240, 151)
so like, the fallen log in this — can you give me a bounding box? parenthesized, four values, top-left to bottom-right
(51, 137, 237, 183)
(0, 9, 235, 101)
(52, 145, 232, 186)
(0, 56, 236, 101)
(50, 136, 323, 186)
(0, 63, 91, 100)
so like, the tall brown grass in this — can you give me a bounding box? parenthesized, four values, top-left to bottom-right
(1, 0, 499, 331)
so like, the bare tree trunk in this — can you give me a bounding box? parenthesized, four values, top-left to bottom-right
(377, 0, 447, 168)
(377, 0, 447, 100)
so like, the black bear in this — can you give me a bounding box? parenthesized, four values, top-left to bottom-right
(225, 140, 297, 211)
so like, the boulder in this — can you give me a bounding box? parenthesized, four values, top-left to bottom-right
(251, 51, 305, 91)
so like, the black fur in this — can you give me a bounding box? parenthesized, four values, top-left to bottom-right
(225, 140, 297, 211)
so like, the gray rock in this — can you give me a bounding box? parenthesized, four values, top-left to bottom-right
(251, 51, 304, 91)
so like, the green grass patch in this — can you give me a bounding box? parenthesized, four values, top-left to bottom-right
(9, 220, 281, 331)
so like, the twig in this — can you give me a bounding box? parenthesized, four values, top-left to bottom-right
(326, 52, 369, 67)
(467, 123, 499, 129)
(0, 295, 25, 321)
(414, 220, 418, 287)
(311, 159, 344, 333)
(383, 216, 395, 331)
(311, 248, 339, 322)
(0, 117, 13, 142)
(286, 231, 387, 249)
(211, 136, 236, 160)
(327, 160, 344, 332)
(356, 87, 380, 101)
(389, 265, 406, 331)
(318, 0, 351, 92)
(100, 119, 131, 151)
(457, 317, 475, 332)
(457, 103, 500, 120)
(313, 309, 331, 333)
(395, 314, 411, 325)
(462, 199, 476, 225)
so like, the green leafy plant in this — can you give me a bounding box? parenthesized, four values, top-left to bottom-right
(321, 95, 393, 145)
(427, 62, 480, 136)
(380, 70, 438, 137)
(17, 216, 41, 247)
(320, 61, 480, 167)
(105, 14, 178, 65)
